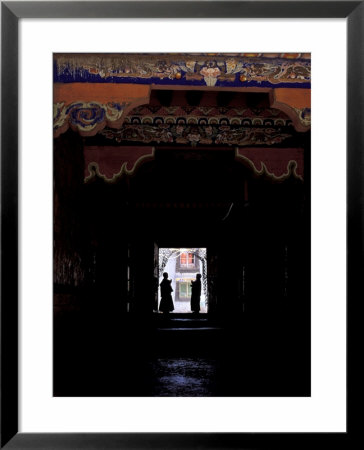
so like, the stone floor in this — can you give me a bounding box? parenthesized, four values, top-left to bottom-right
(54, 312, 311, 397)
(149, 357, 217, 396)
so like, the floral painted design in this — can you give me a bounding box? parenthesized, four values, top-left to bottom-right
(53, 101, 129, 137)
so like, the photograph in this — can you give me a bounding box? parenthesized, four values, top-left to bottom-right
(1, 0, 356, 447)
(53, 52, 311, 397)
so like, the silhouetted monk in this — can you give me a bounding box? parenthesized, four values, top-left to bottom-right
(191, 273, 202, 313)
(159, 272, 174, 313)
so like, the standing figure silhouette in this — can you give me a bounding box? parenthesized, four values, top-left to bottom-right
(159, 272, 174, 313)
(191, 273, 202, 313)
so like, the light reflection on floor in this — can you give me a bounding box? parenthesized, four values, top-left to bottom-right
(150, 357, 217, 396)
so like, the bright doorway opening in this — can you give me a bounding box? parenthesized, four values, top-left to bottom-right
(158, 248, 207, 313)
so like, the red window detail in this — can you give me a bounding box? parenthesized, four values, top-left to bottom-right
(180, 253, 187, 265)
(180, 252, 195, 267)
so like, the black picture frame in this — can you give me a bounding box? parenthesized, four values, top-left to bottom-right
(0, 1, 359, 448)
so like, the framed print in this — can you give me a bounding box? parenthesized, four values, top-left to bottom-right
(1, 1, 359, 449)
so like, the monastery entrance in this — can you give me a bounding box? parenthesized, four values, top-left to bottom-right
(121, 147, 254, 316)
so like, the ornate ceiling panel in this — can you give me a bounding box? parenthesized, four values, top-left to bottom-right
(54, 54, 309, 184)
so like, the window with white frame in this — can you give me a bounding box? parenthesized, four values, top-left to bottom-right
(180, 252, 195, 268)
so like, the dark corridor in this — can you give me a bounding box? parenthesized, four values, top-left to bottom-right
(54, 136, 310, 397)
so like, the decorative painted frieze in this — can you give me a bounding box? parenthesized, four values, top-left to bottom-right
(125, 104, 293, 126)
(54, 53, 311, 88)
(53, 100, 309, 137)
(100, 124, 292, 147)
